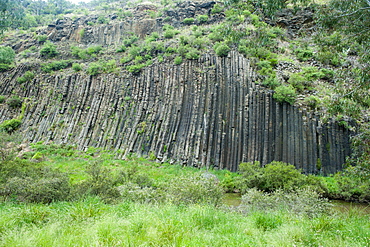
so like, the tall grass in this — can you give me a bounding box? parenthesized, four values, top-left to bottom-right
(0, 198, 369, 246)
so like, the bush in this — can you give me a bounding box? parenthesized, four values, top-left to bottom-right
(262, 76, 280, 89)
(236, 161, 311, 193)
(41, 60, 70, 72)
(0, 119, 22, 133)
(127, 63, 146, 74)
(0, 161, 71, 203)
(174, 56, 183, 65)
(183, 18, 194, 25)
(315, 51, 343, 66)
(36, 35, 47, 42)
(288, 73, 308, 92)
(40, 41, 58, 58)
(0, 46, 15, 71)
(214, 43, 231, 57)
(0, 95, 5, 104)
(211, 4, 223, 14)
(87, 62, 102, 75)
(16, 71, 35, 84)
(86, 45, 102, 55)
(75, 164, 120, 202)
(273, 85, 297, 105)
(97, 16, 108, 24)
(294, 47, 314, 61)
(240, 188, 332, 217)
(261, 161, 306, 191)
(165, 173, 223, 206)
(197, 15, 209, 24)
(164, 29, 176, 39)
(185, 48, 200, 60)
(0, 46, 15, 64)
(304, 95, 321, 109)
(72, 63, 82, 72)
(7, 96, 22, 108)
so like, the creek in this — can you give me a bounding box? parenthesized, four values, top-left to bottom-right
(223, 193, 370, 214)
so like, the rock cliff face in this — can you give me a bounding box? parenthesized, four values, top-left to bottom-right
(0, 51, 351, 174)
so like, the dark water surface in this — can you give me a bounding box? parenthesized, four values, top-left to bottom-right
(223, 193, 370, 214)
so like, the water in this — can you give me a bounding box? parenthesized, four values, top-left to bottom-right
(332, 200, 370, 214)
(223, 193, 370, 214)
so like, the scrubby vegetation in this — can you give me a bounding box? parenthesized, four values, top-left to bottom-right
(0, 137, 368, 246)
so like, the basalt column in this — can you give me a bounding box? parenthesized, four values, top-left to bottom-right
(0, 52, 351, 174)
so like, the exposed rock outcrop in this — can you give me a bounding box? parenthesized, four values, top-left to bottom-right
(0, 52, 351, 174)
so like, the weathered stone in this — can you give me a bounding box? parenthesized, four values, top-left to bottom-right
(0, 52, 351, 174)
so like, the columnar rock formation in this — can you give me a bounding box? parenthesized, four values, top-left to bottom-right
(0, 51, 351, 174)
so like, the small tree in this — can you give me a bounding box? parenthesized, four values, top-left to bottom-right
(214, 43, 231, 57)
(273, 85, 297, 105)
(0, 46, 15, 71)
(40, 41, 58, 58)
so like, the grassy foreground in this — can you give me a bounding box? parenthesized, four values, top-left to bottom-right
(0, 198, 369, 247)
(0, 142, 369, 246)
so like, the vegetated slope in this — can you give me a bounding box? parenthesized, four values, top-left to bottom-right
(0, 0, 360, 174)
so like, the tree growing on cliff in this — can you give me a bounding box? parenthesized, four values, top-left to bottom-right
(0, 46, 15, 71)
(0, 0, 24, 33)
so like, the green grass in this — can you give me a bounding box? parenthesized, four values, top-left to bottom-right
(0, 198, 368, 246)
(0, 143, 369, 246)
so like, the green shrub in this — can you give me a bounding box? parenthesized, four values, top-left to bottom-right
(183, 18, 195, 25)
(0, 46, 15, 65)
(273, 85, 297, 105)
(304, 95, 321, 109)
(261, 161, 306, 191)
(36, 34, 47, 42)
(7, 96, 22, 108)
(97, 16, 108, 24)
(185, 48, 200, 60)
(16, 71, 35, 84)
(116, 45, 126, 53)
(72, 63, 82, 72)
(0, 46, 15, 71)
(320, 68, 334, 80)
(0, 161, 71, 203)
(0, 119, 22, 133)
(262, 76, 280, 89)
(127, 63, 146, 74)
(174, 56, 183, 65)
(86, 45, 102, 55)
(165, 173, 223, 206)
(71, 46, 87, 59)
(123, 35, 139, 47)
(87, 62, 102, 75)
(241, 188, 331, 217)
(214, 43, 231, 57)
(41, 60, 70, 72)
(211, 4, 223, 14)
(0, 95, 5, 104)
(40, 41, 58, 58)
(288, 73, 308, 92)
(315, 51, 343, 66)
(294, 47, 314, 61)
(75, 164, 120, 202)
(208, 31, 224, 42)
(162, 24, 174, 31)
(102, 59, 116, 73)
(237, 161, 310, 193)
(301, 67, 325, 81)
(197, 15, 209, 24)
(164, 29, 176, 39)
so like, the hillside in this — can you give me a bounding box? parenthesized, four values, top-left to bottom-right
(0, 0, 369, 174)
